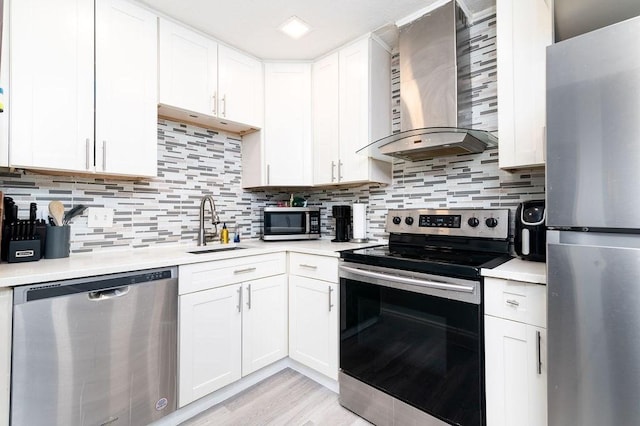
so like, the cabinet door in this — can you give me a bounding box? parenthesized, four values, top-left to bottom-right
(339, 39, 371, 183)
(497, 0, 552, 169)
(218, 45, 263, 128)
(10, 0, 94, 172)
(0, 288, 12, 426)
(312, 53, 340, 185)
(95, 0, 157, 177)
(485, 315, 547, 426)
(263, 63, 312, 186)
(289, 276, 338, 380)
(179, 284, 242, 407)
(158, 18, 217, 117)
(242, 275, 288, 376)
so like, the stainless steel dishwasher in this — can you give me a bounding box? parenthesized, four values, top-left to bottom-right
(11, 267, 178, 426)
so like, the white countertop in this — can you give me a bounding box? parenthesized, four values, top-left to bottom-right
(0, 239, 380, 288)
(482, 258, 547, 284)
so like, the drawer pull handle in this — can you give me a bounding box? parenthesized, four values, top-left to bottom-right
(234, 267, 256, 274)
(300, 264, 318, 270)
(506, 299, 520, 307)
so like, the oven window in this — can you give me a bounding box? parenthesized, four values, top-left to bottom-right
(340, 278, 483, 426)
(264, 213, 306, 234)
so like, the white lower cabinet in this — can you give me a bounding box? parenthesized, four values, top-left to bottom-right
(288, 253, 339, 380)
(178, 254, 287, 407)
(179, 284, 242, 406)
(0, 288, 12, 426)
(485, 277, 547, 426)
(241, 275, 289, 376)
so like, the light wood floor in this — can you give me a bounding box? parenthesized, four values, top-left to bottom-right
(181, 368, 371, 426)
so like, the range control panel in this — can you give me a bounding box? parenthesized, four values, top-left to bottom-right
(386, 208, 509, 239)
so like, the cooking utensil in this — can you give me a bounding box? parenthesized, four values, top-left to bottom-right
(63, 205, 87, 225)
(48, 201, 65, 226)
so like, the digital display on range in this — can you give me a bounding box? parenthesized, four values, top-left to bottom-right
(419, 214, 462, 228)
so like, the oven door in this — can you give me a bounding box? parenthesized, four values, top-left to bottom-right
(339, 262, 485, 426)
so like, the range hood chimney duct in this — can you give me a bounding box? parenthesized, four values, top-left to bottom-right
(359, 1, 497, 162)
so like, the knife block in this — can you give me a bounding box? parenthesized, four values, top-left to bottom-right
(8, 239, 41, 263)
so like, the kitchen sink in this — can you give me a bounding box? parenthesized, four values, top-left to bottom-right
(187, 246, 247, 254)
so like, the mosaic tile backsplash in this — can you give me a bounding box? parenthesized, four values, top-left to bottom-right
(0, 11, 545, 254)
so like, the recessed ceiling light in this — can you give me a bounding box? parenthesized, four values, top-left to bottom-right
(279, 16, 311, 39)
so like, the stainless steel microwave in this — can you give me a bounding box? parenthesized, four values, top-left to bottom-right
(262, 207, 321, 241)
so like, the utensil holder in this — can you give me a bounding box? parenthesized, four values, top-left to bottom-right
(45, 225, 70, 259)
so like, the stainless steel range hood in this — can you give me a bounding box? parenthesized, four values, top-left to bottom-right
(358, 0, 497, 162)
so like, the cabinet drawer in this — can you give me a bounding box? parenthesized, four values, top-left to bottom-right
(179, 252, 286, 294)
(289, 252, 339, 283)
(485, 277, 547, 328)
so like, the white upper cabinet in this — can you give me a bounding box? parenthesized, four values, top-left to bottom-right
(10, 0, 94, 173)
(95, 0, 158, 177)
(312, 53, 341, 185)
(10, 0, 158, 177)
(497, 0, 553, 169)
(158, 18, 218, 118)
(243, 62, 312, 188)
(313, 37, 392, 186)
(158, 19, 262, 133)
(218, 45, 263, 128)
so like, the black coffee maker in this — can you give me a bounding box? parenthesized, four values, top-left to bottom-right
(332, 205, 351, 242)
(515, 200, 547, 262)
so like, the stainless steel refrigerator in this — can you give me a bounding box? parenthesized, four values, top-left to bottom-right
(546, 15, 640, 426)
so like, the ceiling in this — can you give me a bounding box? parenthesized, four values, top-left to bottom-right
(139, 0, 495, 60)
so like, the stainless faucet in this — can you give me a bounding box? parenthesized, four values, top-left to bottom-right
(198, 195, 221, 246)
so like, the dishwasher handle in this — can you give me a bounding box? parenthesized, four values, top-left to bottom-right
(88, 286, 130, 301)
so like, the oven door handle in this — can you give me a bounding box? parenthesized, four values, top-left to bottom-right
(339, 265, 476, 294)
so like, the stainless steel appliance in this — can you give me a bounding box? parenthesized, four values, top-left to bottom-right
(357, 1, 497, 162)
(339, 208, 511, 426)
(11, 267, 178, 426)
(546, 15, 640, 426)
(262, 207, 321, 241)
(514, 200, 546, 262)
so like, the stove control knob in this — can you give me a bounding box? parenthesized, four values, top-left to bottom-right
(392, 216, 402, 225)
(467, 217, 480, 227)
(485, 217, 498, 228)
(405, 217, 414, 226)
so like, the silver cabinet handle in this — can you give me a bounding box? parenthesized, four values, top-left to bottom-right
(338, 160, 343, 181)
(299, 264, 317, 270)
(237, 286, 242, 312)
(267, 164, 270, 185)
(221, 94, 227, 117)
(85, 138, 91, 170)
(212, 91, 217, 115)
(328, 286, 334, 311)
(506, 299, 520, 307)
(331, 161, 336, 182)
(247, 284, 252, 310)
(102, 141, 107, 171)
(537, 330, 542, 375)
(234, 267, 256, 275)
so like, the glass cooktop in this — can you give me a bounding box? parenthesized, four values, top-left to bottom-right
(340, 245, 512, 280)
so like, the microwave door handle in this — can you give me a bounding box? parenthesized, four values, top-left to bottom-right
(306, 212, 311, 234)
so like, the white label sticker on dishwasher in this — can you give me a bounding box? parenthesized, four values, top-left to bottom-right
(155, 397, 168, 411)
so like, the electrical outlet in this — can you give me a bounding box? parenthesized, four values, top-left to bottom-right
(87, 207, 114, 228)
